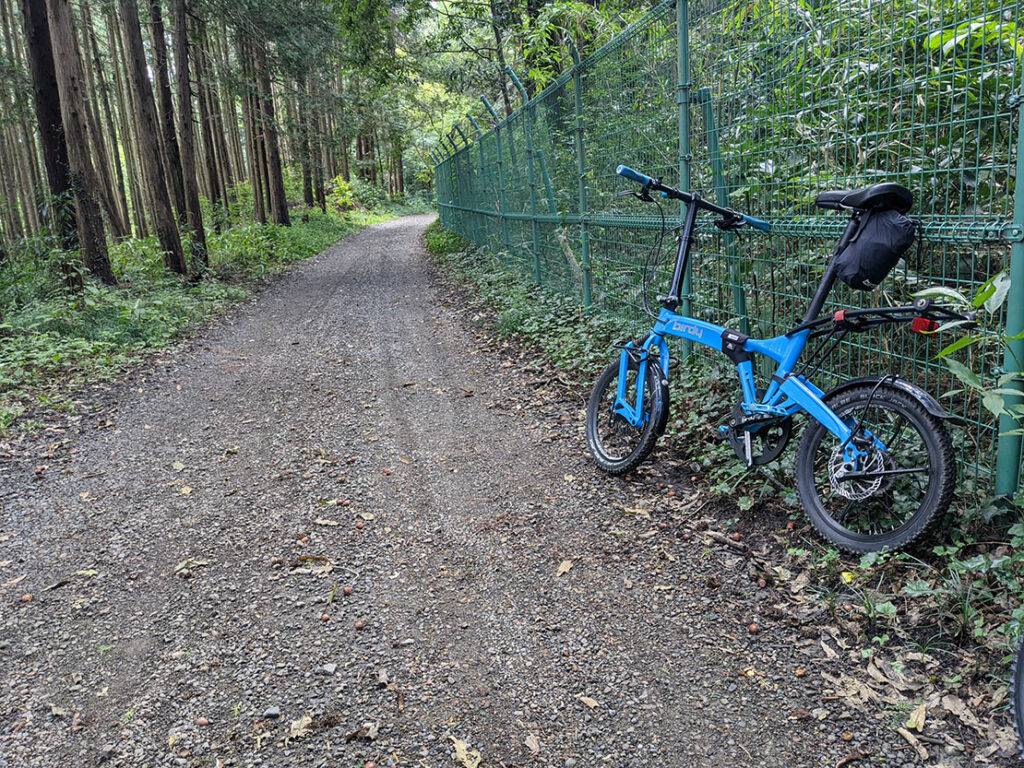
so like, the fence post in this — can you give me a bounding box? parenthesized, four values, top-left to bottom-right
(995, 109, 1024, 497)
(696, 87, 747, 334)
(481, 96, 511, 264)
(506, 65, 543, 285)
(676, 0, 693, 357)
(468, 115, 490, 250)
(571, 43, 592, 308)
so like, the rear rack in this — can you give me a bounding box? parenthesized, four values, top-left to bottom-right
(789, 297, 975, 338)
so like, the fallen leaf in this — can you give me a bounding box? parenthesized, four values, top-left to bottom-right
(820, 640, 838, 660)
(941, 694, 986, 734)
(344, 720, 381, 741)
(556, 560, 573, 576)
(867, 658, 908, 692)
(2, 574, 26, 588)
(172, 461, 185, 472)
(449, 736, 482, 768)
(896, 727, 928, 761)
(314, 518, 340, 527)
(174, 558, 210, 573)
(181, 486, 192, 495)
(285, 715, 313, 744)
(48, 703, 68, 717)
(576, 695, 599, 709)
(75, 569, 98, 577)
(905, 703, 926, 732)
(525, 733, 541, 755)
(359, 513, 375, 521)
(789, 571, 810, 594)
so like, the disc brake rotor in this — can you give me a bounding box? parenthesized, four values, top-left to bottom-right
(828, 446, 885, 500)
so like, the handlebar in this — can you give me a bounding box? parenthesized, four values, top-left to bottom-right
(615, 164, 771, 234)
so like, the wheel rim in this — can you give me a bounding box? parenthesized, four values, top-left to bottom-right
(809, 400, 934, 541)
(595, 365, 652, 462)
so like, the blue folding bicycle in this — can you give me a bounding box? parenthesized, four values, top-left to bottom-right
(586, 165, 975, 553)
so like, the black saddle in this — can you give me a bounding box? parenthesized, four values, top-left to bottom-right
(814, 182, 913, 214)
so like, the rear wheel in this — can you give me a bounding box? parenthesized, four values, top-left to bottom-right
(586, 355, 666, 475)
(794, 384, 954, 553)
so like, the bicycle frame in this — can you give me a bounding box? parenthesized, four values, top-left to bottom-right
(613, 199, 867, 459)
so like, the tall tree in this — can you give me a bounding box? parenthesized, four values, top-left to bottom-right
(118, 0, 185, 274)
(255, 40, 289, 226)
(20, 0, 76, 251)
(171, 0, 205, 265)
(43, 0, 115, 284)
(149, 0, 185, 218)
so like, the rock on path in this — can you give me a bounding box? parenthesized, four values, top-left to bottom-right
(1, 215, 917, 767)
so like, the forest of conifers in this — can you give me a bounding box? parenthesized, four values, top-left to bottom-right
(0, 0, 646, 283)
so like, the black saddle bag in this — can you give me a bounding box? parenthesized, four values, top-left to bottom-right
(834, 209, 916, 291)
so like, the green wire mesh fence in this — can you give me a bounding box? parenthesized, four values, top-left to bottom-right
(434, 0, 1024, 498)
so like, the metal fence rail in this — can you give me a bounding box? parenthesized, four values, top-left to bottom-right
(433, 0, 1024, 497)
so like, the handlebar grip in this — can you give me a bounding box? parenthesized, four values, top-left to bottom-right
(742, 214, 771, 233)
(616, 165, 653, 187)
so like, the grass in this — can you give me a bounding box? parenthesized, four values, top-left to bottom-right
(0, 204, 424, 435)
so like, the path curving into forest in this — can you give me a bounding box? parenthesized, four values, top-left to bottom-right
(0, 215, 961, 767)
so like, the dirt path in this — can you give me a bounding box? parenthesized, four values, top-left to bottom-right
(0, 216, 986, 767)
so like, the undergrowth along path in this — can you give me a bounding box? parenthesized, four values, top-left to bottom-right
(0, 216, 1016, 767)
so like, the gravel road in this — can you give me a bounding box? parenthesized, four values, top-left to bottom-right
(0, 215, 1006, 767)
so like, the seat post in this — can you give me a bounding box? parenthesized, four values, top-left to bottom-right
(801, 213, 862, 324)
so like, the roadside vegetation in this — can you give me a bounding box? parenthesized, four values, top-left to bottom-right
(426, 219, 1024, 746)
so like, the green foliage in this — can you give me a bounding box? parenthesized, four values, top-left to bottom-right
(424, 220, 633, 379)
(329, 178, 357, 210)
(913, 277, 1024, 424)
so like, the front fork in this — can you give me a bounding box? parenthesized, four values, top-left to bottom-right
(613, 335, 669, 427)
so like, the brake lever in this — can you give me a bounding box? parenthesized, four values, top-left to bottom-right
(713, 213, 745, 231)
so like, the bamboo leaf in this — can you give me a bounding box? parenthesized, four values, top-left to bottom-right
(934, 335, 980, 359)
(912, 286, 968, 304)
(943, 358, 983, 391)
(982, 391, 1006, 417)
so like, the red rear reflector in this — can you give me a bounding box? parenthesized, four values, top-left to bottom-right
(833, 310, 847, 322)
(912, 317, 939, 334)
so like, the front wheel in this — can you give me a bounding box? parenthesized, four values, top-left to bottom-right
(586, 354, 666, 475)
(1013, 637, 1024, 756)
(794, 384, 955, 553)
